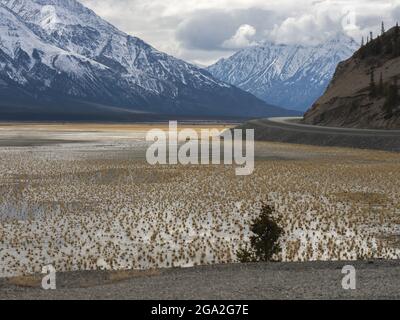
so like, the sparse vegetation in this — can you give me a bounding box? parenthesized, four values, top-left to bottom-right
(359, 23, 400, 59)
(305, 22, 400, 129)
(0, 128, 400, 277)
(368, 70, 399, 115)
(362, 24, 400, 114)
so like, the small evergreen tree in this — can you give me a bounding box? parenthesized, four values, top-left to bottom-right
(379, 72, 384, 96)
(384, 77, 399, 114)
(381, 21, 385, 35)
(395, 38, 400, 57)
(374, 36, 383, 55)
(369, 69, 377, 97)
(237, 204, 283, 263)
(385, 39, 393, 55)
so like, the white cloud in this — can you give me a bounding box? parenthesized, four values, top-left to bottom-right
(80, 0, 400, 65)
(267, 8, 342, 45)
(222, 24, 257, 49)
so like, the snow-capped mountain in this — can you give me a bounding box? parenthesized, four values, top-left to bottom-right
(207, 34, 359, 111)
(0, 0, 293, 121)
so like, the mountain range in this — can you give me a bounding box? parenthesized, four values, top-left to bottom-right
(0, 0, 294, 121)
(207, 34, 359, 111)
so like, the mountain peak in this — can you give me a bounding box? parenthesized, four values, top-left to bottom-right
(207, 34, 359, 111)
(0, 0, 294, 120)
(2, 0, 88, 15)
(324, 32, 358, 47)
(1, 0, 112, 31)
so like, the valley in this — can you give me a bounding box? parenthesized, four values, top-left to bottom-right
(0, 0, 292, 120)
(0, 0, 399, 303)
(0, 123, 399, 280)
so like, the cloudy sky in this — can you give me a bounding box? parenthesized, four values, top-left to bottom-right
(81, 0, 400, 66)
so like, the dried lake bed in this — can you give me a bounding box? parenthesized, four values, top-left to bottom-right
(0, 123, 399, 277)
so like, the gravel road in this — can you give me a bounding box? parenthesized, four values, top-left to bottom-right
(1, 260, 399, 300)
(238, 117, 400, 151)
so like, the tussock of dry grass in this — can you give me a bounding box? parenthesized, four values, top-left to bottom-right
(0, 136, 399, 277)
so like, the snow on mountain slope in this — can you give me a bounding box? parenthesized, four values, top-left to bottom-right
(208, 34, 359, 111)
(0, 3, 153, 110)
(0, 0, 294, 120)
(1, 0, 196, 90)
(0, 4, 118, 90)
